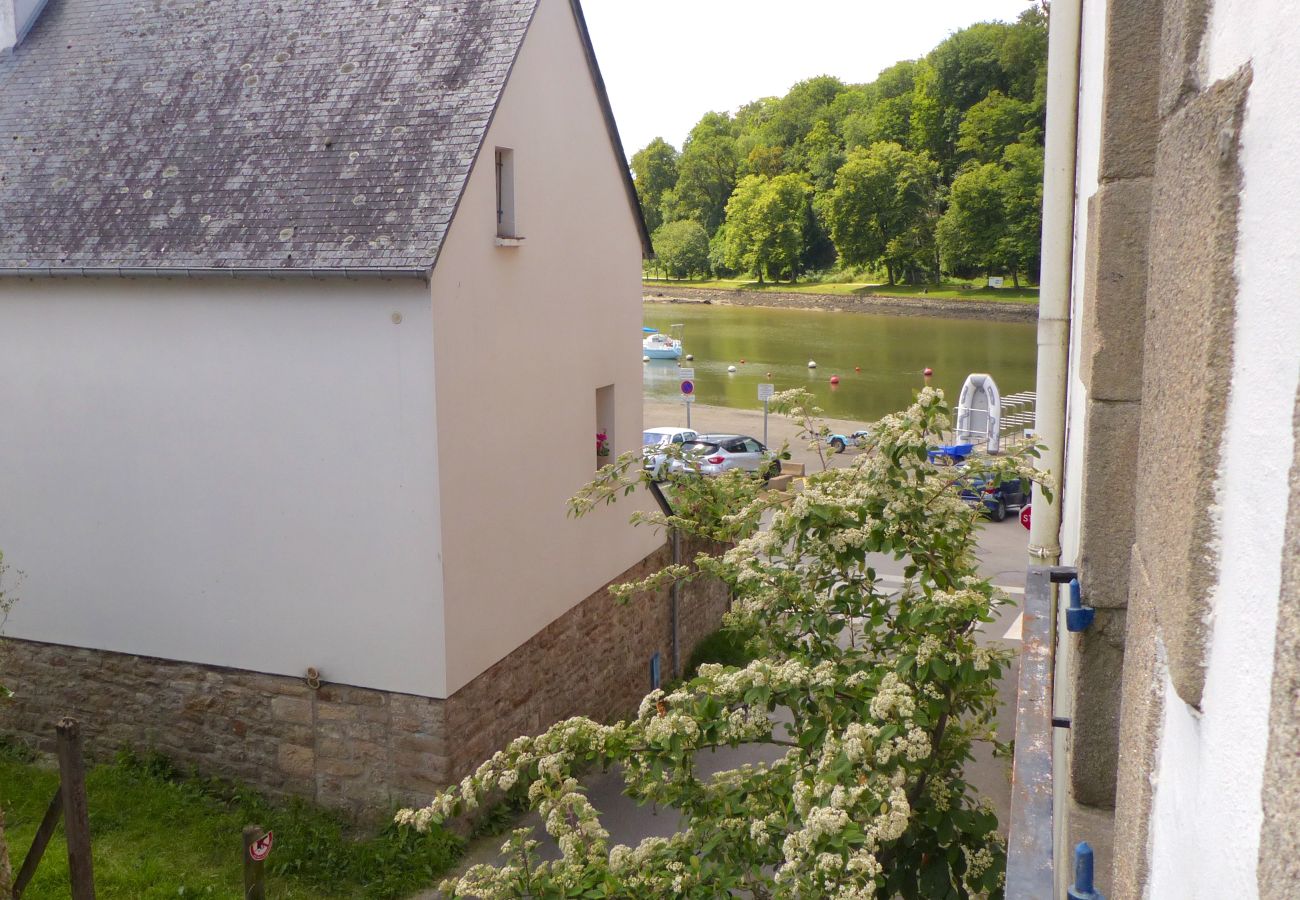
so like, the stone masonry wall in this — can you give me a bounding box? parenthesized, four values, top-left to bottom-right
(0, 537, 729, 817)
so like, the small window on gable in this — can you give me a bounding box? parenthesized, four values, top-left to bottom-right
(494, 147, 516, 239)
(596, 384, 615, 470)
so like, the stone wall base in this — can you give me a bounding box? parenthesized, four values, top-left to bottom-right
(0, 538, 728, 816)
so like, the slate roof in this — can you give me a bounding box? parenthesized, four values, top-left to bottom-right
(0, 0, 643, 274)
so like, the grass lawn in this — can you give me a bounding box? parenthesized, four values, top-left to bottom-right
(643, 277, 1039, 303)
(0, 748, 461, 899)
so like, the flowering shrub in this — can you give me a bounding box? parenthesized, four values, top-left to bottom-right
(595, 432, 611, 457)
(399, 389, 1047, 898)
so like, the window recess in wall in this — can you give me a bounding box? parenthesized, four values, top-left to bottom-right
(494, 147, 523, 246)
(596, 385, 615, 470)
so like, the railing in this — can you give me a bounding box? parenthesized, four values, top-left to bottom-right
(1005, 565, 1075, 899)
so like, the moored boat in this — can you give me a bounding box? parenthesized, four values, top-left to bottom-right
(642, 325, 683, 360)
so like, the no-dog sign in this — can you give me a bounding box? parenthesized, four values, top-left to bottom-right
(249, 831, 274, 862)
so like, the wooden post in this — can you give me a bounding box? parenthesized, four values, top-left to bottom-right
(242, 825, 266, 900)
(55, 718, 95, 900)
(11, 786, 63, 899)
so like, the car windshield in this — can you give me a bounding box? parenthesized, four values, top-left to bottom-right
(643, 432, 669, 447)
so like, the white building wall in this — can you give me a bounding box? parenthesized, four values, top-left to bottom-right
(428, 0, 660, 695)
(1146, 5, 1300, 895)
(0, 276, 447, 698)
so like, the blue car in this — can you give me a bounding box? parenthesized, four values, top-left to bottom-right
(959, 475, 1030, 522)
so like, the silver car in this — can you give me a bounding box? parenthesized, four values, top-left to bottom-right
(671, 434, 780, 478)
(642, 427, 698, 478)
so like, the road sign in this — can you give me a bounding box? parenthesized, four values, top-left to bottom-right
(1020, 504, 1032, 531)
(248, 831, 274, 862)
(678, 367, 695, 380)
(682, 393, 695, 403)
(681, 380, 694, 395)
(758, 383, 775, 401)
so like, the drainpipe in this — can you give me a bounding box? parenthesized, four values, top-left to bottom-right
(647, 480, 681, 679)
(1031, 0, 1082, 569)
(1031, 0, 1083, 896)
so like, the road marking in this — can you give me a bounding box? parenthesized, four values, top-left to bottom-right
(1003, 613, 1024, 642)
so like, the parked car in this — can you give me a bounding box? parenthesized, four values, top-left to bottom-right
(959, 474, 1030, 522)
(670, 434, 781, 478)
(642, 427, 698, 478)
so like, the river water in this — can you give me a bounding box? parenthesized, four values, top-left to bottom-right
(643, 304, 1037, 425)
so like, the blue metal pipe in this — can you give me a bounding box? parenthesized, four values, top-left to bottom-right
(1067, 842, 1104, 900)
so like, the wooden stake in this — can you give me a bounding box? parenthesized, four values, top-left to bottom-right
(242, 825, 266, 900)
(11, 786, 62, 898)
(55, 718, 95, 900)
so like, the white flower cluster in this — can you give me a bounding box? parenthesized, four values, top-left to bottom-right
(869, 672, 917, 720)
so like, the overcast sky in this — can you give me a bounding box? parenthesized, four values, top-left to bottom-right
(581, 0, 1037, 157)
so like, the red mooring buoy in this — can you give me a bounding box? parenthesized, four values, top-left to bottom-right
(854, 366, 861, 373)
(830, 375, 840, 385)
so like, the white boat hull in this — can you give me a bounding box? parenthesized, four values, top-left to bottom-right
(644, 346, 682, 359)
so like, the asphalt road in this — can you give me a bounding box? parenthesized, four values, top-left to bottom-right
(421, 404, 1032, 893)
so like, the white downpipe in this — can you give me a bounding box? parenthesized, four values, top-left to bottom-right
(1032, 0, 1082, 895)
(1032, 0, 1082, 565)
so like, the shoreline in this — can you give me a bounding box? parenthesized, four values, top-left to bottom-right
(643, 284, 1038, 323)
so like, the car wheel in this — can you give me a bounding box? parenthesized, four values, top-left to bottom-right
(830, 437, 846, 452)
(990, 499, 1007, 522)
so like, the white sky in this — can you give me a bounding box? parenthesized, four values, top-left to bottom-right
(581, 0, 1037, 157)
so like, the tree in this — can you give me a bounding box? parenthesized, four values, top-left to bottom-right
(995, 142, 1044, 284)
(821, 142, 939, 284)
(936, 162, 1007, 276)
(669, 113, 740, 234)
(651, 219, 711, 280)
(722, 174, 809, 283)
(630, 138, 679, 235)
(399, 389, 1048, 899)
(936, 143, 1043, 285)
(956, 91, 1034, 163)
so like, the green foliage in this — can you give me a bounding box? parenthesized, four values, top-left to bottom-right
(630, 11, 1047, 285)
(936, 142, 1043, 284)
(407, 389, 1052, 898)
(667, 112, 739, 233)
(651, 219, 711, 280)
(956, 91, 1035, 163)
(821, 142, 939, 284)
(0, 748, 462, 899)
(684, 628, 761, 679)
(631, 137, 680, 235)
(721, 173, 810, 283)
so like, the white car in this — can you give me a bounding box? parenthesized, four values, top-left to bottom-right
(642, 427, 698, 478)
(670, 434, 781, 478)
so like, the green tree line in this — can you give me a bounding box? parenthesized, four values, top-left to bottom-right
(633, 6, 1047, 287)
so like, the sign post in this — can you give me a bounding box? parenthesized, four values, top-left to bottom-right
(679, 368, 695, 429)
(758, 383, 775, 446)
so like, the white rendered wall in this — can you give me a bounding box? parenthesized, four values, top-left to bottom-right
(1146, 5, 1300, 895)
(0, 276, 447, 697)
(429, 0, 660, 695)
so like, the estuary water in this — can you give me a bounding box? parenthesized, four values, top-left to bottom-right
(643, 304, 1037, 426)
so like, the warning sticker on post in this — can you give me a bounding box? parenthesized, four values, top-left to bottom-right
(758, 383, 775, 401)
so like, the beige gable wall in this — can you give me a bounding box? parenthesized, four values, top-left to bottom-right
(428, 0, 660, 695)
(0, 275, 445, 697)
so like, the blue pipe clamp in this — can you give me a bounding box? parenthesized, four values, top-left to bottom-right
(1067, 842, 1105, 900)
(1065, 578, 1095, 633)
